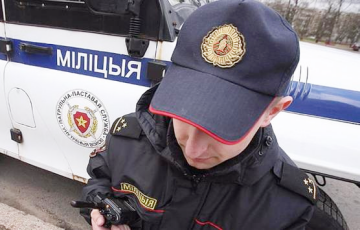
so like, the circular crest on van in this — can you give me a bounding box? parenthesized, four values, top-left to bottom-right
(56, 90, 109, 148)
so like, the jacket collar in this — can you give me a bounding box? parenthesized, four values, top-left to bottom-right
(136, 84, 170, 153)
(136, 85, 280, 186)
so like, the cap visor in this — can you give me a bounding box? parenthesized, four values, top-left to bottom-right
(150, 64, 274, 144)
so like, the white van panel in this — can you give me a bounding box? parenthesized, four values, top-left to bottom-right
(8, 87, 36, 127)
(0, 20, 19, 158)
(273, 112, 360, 182)
(4, 24, 156, 180)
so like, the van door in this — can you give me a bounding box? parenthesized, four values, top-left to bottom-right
(3, 0, 159, 180)
(0, 2, 19, 158)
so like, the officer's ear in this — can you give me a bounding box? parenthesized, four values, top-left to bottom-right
(260, 96, 293, 128)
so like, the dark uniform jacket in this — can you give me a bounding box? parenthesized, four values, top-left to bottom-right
(81, 86, 316, 230)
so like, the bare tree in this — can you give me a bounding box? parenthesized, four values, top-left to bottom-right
(327, 0, 347, 42)
(260, 0, 360, 45)
(285, 0, 299, 24)
(265, 0, 288, 16)
(292, 2, 313, 39)
(315, 3, 335, 42)
(344, 12, 360, 43)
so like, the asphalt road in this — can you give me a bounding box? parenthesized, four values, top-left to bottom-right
(0, 154, 359, 230)
(0, 154, 89, 230)
(0, 203, 63, 230)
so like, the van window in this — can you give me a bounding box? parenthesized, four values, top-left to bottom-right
(5, 0, 162, 40)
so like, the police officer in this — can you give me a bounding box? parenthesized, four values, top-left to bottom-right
(80, 0, 317, 229)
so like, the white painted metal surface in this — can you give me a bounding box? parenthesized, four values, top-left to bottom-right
(2, 24, 155, 180)
(8, 88, 36, 127)
(0, 19, 19, 159)
(297, 42, 360, 91)
(273, 112, 360, 181)
(273, 42, 360, 182)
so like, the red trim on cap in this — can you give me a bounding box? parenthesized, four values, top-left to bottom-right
(149, 105, 259, 145)
(111, 187, 165, 213)
(195, 219, 223, 230)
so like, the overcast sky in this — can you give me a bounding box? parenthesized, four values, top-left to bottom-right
(306, 0, 360, 13)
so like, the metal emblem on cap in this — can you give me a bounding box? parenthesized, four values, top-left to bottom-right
(201, 24, 246, 68)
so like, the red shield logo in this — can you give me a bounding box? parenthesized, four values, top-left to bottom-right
(73, 111, 91, 134)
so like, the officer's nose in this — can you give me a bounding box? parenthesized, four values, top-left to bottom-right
(184, 127, 210, 158)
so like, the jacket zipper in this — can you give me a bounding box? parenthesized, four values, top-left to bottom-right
(188, 182, 212, 230)
(173, 161, 206, 186)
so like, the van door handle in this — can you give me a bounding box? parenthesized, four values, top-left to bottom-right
(19, 43, 53, 55)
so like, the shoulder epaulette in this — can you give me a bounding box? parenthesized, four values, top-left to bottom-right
(273, 161, 317, 205)
(110, 113, 142, 139)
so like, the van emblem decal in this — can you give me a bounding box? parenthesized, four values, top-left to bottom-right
(68, 106, 96, 138)
(56, 90, 109, 148)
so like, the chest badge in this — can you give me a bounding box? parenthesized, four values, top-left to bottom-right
(201, 24, 246, 68)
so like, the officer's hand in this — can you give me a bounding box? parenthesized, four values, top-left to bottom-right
(91, 209, 107, 230)
(91, 209, 131, 230)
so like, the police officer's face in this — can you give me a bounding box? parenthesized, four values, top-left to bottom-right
(173, 118, 259, 169)
(172, 96, 293, 169)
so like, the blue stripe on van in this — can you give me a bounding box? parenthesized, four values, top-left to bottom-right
(286, 81, 360, 124)
(4, 38, 360, 124)
(10, 39, 154, 87)
(0, 53, 6, 60)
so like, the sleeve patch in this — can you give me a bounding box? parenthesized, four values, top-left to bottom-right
(110, 115, 142, 139)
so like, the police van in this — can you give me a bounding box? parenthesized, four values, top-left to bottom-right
(0, 0, 358, 229)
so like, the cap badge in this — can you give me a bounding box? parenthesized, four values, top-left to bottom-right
(201, 24, 246, 68)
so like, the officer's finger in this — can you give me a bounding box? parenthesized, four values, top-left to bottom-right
(90, 209, 107, 230)
(111, 225, 131, 230)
